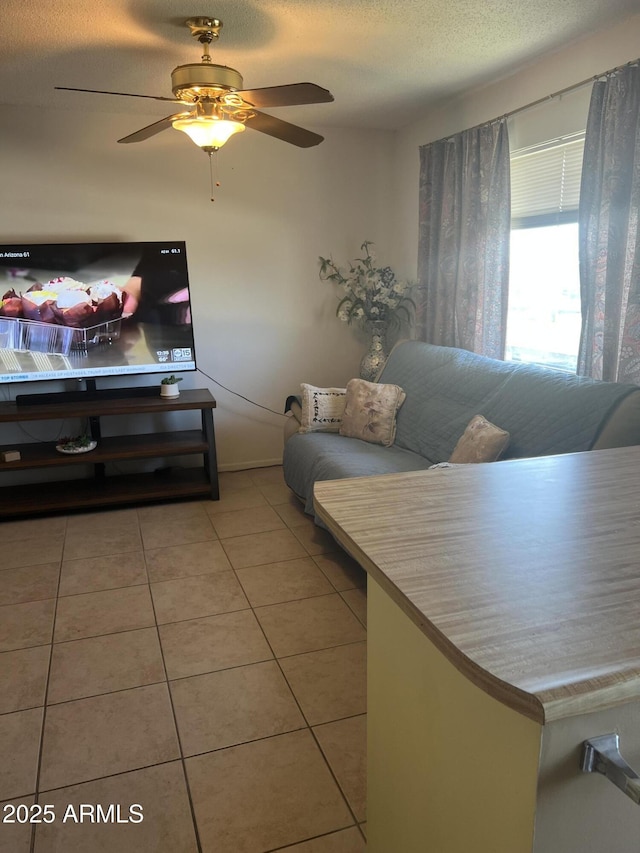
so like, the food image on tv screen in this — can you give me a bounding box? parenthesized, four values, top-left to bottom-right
(0, 241, 197, 384)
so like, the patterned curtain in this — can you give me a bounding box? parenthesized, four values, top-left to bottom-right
(577, 65, 640, 383)
(417, 120, 511, 359)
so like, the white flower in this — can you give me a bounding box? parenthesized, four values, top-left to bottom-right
(319, 242, 416, 328)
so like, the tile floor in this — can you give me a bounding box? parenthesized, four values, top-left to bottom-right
(0, 466, 368, 853)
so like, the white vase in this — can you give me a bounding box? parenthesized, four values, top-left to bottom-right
(360, 321, 389, 381)
(160, 384, 180, 398)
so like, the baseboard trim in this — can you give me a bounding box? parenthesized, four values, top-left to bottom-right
(217, 458, 283, 472)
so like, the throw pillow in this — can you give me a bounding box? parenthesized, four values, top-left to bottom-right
(449, 415, 510, 463)
(339, 378, 406, 447)
(299, 383, 347, 433)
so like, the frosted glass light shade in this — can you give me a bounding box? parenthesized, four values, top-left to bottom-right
(172, 117, 245, 150)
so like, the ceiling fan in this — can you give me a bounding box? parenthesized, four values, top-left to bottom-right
(55, 16, 334, 153)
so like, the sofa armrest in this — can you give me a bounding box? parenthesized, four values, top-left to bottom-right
(592, 389, 640, 449)
(284, 396, 302, 443)
(284, 394, 301, 414)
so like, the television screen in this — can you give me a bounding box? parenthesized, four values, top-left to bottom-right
(0, 241, 196, 385)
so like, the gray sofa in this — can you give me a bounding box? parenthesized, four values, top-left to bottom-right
(283, 340, 640, 519)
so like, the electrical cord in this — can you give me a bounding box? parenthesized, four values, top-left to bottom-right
(196, 367, 286, 418)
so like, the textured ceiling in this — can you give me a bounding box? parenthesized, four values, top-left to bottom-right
(1, 0, 639, 130)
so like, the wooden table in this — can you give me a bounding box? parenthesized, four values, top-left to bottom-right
(314, 447, 640, 852)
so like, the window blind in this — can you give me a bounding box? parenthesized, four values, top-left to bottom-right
(511, 133, 585, 227)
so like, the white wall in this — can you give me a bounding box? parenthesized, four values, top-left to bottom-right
(0, 102, 395, 470)
(389, 11, 640, 283)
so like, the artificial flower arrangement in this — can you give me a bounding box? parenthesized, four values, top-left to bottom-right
(318, 241, 416, 328)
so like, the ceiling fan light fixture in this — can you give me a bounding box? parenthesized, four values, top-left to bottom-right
(172, 115, 245, 151)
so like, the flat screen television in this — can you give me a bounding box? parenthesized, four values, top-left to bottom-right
(0, 241, 197, 394)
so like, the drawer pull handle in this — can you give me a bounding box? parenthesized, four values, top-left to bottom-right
(581, 733, 640, 805)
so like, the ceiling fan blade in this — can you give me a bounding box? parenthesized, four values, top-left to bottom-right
(117, 112, 192, 144)
(233, 82, 334, 109)
(55, 86, 178, 103)
(245, 110, 324, 147)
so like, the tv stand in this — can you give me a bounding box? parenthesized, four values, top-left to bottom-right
(0, 389, 219, 517)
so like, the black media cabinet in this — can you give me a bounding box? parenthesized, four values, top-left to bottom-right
(0, 389, 219, 517)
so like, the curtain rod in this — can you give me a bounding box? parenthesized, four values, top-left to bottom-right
(431, 56, 640, 144)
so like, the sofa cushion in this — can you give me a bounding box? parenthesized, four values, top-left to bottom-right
(299, 384, 346, 433)
(284, 432, 433, 517)
(339, 378, 406, 447)
(449, 415, 510, 463)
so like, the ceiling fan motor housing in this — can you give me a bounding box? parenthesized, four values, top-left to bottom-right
(171, 63, 244, 100)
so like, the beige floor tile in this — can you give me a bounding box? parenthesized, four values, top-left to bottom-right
(236, 557, 334, 607)
(48, 628, 165, 704)
(145, 540, 231, 582)
(65, 508, 140, 533)
(0, 535, 64, 571)
(0, 796, 34, 853)
(340, 588, 367, 627)
(136, 501, 209, 524)
(274, 500, 308, 527)
(186, 730, 352, 853)
(0, 599, 55, 653)
(32, 762, 198, 853)
(255, 594, 367, 657)
(54, 585, 155, 643)
(171, 660, 305, 756)
(274, 826, 366, 852)
(139, 515, 216, 551)
(59, 551, 147, 596)
(0, 646, 50, 714)
(313, 715, 367, 823)
(0, 516, 66, 544)
(151, 571, 248, 624)
(280, 642, 367, 726)
(221, 528, 307, 570)
(202, 486, 268, 515)
(259, 482, 296, 505)
(0, 563, 60, 607)
(217, 470, 256, 491)
(159, 610, 273, 680)
(249, 466, 285, 486)
(291, 520, 340, 556)
(63, 525, 142, 561)
(0, 708, 43, 800)
(39, 683, 180, 791)
(210, 505, 286, 539)
(313, 553, 367, 591)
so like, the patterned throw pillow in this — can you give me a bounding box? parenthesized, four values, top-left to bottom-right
(339, 378, 406, 447)
(449, 415, 510, 463)
(299, 384, 347, 433)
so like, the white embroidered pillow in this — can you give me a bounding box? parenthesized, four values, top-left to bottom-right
(299, 384, 347, 433)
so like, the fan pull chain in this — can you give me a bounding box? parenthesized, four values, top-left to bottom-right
(207, 151, 221, 202)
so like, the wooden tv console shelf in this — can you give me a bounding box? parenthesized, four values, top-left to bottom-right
(0, 388, 219, 517)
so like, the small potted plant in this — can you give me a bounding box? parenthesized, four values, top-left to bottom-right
(160, 375, 183, 398)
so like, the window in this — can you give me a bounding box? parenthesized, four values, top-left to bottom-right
(505, 134, 584, 371)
